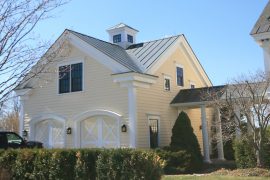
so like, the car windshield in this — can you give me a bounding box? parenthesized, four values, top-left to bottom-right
(7, 133, 22, 144)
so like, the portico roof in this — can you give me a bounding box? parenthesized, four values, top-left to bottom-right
(171, 85, 226, 107)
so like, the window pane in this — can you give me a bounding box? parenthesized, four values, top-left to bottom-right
(164, 78, 170, 91)
(59, 65, 70, 93)
(127, 35, 133, 43)
(149, 119, 159, 149)
(113, 34, 121, 43)
(71, 63, 82, 92)
(177, 67, 184, 86)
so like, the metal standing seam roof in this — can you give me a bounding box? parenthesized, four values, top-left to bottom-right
(170, 85, 226, 104)
(69, 29, 181, 73)
(126, 35, 181, 70)
(251, 1, 270, 35)
(68, 30, 142, 72)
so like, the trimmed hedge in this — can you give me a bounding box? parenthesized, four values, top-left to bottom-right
(0, 148, 164, 180)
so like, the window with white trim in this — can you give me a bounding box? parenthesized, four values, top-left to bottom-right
(127, 34, 133, 43)
(149, 118, 159, 149)
(59, 62, 83, 94)
(176, 66, 184, 86)
(164, 76, 171, 91)
(113, 34, 121, 43)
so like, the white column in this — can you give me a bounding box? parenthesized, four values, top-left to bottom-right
(201, 104, 211, 163)
(216, 108, 225, 160)
(19, 97, 25, 137)
(234, 106, 241, 139)
(261, 40, 270, 74)
(128, 86, 137, 148)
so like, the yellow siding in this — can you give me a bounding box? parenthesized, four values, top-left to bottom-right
(136, 46, 212, 149)
(24, 45, 129, 148)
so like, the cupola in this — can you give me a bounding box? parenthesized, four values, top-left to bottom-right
(107, 23, 138, 49)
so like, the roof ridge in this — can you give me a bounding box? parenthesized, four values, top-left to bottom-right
(134, 34, 182, 45)
(66, 29, 125, 49)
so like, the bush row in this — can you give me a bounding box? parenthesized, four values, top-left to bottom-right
(0, 148, 164, 180)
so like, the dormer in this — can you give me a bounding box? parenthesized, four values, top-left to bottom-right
(107, 23, 139, 49)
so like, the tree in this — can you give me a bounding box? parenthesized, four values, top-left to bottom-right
(170, 111, 202, 160)
(204, 71, 270, 167)
(0, 97, 20, 132)
(0, 0, 69, 109)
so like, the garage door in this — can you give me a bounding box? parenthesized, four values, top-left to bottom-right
(80, 115, 119, 148)
(35, 119, 64, 148)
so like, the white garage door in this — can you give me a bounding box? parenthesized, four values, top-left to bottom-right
(35, 119, 64, 148)
(80, 115, 119, 148)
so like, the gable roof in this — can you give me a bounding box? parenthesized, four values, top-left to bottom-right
(16, 28, 212, 89)
(171, 85, 226, 105)
(126, 35, 180, 71)
(251, 1, 270, 35)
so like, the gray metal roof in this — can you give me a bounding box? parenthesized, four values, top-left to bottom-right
(68, 30, 142, 72)
(171, 85, 226, 104)
(69, 29, 181, 73)
(126, 35, 180, 70)
(251, 1, 270, 35)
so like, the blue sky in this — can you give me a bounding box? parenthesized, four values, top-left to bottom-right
(35, 0, 268, 85)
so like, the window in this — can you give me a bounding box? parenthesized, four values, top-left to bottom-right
(191, 84, 195, 89)
(149, 118, 159, 149)
(59, 63, 82, 94)
(113, 34, 121, 43)
(164, 77, 171, 91)
(176, 66, 184, 86)
(127, 34, 133, 43)
(7, 133, 23, 145)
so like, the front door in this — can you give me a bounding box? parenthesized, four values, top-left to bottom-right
(80, 115, 119, 148)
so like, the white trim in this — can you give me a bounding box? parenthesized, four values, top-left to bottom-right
(14, 88, 32, 136)
(163, 75, 171, 91)
(128, 87, 137, 148)
(112, 72, 157, 88)
(57, 59, 84, 95)
(73, 109, 122, 148)
(175, 64, 184, 87)
(147, 115, 160, 148)
(29, 113, 67, 148)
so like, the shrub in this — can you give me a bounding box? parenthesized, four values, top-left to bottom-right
(74, 149, 100, 180)
(49, 149, 77, 180)
(0, 148, 164, 180)
(169, 111, 203, 171)
(233, 139, 256, 168)
(156, 148, 195, 174)
(96, 149, 164, 180)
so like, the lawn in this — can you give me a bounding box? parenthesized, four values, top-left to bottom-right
(163, 175, 269, 180)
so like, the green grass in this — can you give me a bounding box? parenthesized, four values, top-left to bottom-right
(163, 175, 269, 180)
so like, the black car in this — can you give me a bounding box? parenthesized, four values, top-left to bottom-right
(0, 131, 43, 149)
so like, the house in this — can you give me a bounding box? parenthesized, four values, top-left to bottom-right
(15, 23, 217, 162)
(251, 1, 270, 72)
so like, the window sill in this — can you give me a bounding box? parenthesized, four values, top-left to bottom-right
(57, 90, 84, 96)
